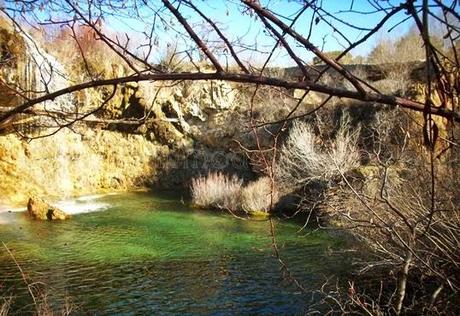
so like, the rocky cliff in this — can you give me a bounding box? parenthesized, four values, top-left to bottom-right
(0, 19, 253, 205)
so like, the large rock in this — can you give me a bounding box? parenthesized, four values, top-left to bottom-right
(27, 196, 69, 220)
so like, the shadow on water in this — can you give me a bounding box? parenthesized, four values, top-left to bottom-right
(0, 191, 353, 315)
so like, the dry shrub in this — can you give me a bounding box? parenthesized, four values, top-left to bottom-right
(234, 84, 301, 125)
(191, 174, 279, 214)
(324, 163, 460, 313)
(241, 177, 278, 214)
(276, 107, 459, 313)
(45, 24, 130, 117)
(276, 115, 361, 188)
(368, 28, 428, 64)
(0, 297, 11, 316)
(191, 172, 242, 211)
(50, 24, 127, 81)
(316, 108, 460, 314)
(366, 27, 440, 95)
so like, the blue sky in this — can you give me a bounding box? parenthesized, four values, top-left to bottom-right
(102, 0, 420, 66)
(15, 0, 456, 66)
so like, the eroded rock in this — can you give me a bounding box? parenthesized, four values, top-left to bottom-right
(27, 196, 69, 220)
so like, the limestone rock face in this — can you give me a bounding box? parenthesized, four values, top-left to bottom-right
(134, 80, 239, 149)
(27, 196, 69, 220)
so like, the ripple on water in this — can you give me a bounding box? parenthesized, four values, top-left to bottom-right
(0, 192, 352, 314)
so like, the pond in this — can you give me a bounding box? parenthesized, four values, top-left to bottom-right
(0, 192, 352, 315)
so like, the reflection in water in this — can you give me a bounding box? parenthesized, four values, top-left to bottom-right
(0, 192, 351, 314)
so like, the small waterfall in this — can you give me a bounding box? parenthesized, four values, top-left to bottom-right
(20, 31, 75, 124)
(22, 33, 71, 97)
(19, 31, 77, 198)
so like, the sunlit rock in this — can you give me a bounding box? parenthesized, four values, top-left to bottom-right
(27, 196, 69, 220)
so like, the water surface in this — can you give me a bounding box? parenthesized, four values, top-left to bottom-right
(0, 192, 351, 315)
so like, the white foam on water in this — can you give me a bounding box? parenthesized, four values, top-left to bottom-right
(0, 193, 113, 219)
(0, 205, 26, 213)
(55, 199, 109, 215)
(76, 193, 117, 202)
(0, 205, 22, 224)
(56, 192, 120, 214)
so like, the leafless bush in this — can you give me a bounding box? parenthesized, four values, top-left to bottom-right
(363, 108, 412, 164)
(191, 172, 242, 211)
(241, 177, 278, 214)
(323, 163, 460, 313)
(276, 115, 361, 188)
(366, 27, 435, 95)
(318, 109, 460, 314)
(273, 103, 459, 313)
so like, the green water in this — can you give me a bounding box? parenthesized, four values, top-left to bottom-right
(0, 192, 351, 315)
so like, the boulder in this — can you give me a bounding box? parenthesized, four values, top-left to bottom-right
(27, 196, 69, 220)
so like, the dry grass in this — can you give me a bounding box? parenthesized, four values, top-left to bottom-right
(191, 172, 243, 211)
(0, 292, 75, 316)
(241, 177, 278, 214)
(276, 116, 361, 188)
(49, 25, 127, 81)
(43, 24, 130, 117)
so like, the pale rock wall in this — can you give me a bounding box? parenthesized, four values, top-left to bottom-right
(0, 128, 167, 205)
(133, 80, 242, 149)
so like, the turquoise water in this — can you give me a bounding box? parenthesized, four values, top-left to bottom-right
(0, 192, 351, 315)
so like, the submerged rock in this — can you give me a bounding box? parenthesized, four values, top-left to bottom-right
(27, 196, 69, 220)
(246, 210, 270, 220)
